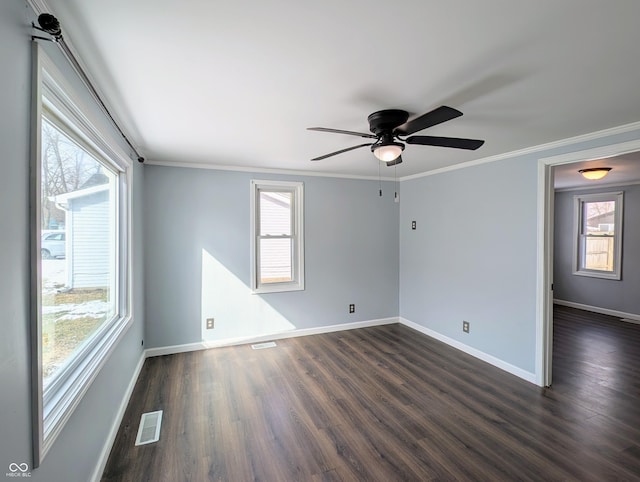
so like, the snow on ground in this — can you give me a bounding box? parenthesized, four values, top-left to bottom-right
(41, 259, 108, 320)
(42, 299, 110, 319)
(42, 259, 67, 295)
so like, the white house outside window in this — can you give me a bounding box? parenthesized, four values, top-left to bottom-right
(573, 191, 623, 280)
(250, 180, 304, 293)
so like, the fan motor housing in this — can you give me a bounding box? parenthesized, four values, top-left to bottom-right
(367, 109, 409, 135)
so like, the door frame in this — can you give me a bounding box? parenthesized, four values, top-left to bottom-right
(536, 138, 640, 387)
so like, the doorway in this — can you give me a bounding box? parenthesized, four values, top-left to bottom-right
(537, 138, 640, 387)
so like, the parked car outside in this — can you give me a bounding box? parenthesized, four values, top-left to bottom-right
(41, 231, 66, 259)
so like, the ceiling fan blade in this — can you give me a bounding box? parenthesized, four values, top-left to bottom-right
(386, 155, 403, 167)
(311, 143, 373, 161)
(307, 127, 377, 139)
(405, 135, 484, 150)
(394, 106, 463, 136)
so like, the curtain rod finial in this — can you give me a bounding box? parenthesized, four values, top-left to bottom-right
(37, 13, 63, 41)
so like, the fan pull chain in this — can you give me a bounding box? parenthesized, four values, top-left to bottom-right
(394, 164, 399, 203)
(378, 160, 382, 197)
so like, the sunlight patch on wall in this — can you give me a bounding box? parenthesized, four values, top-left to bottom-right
(201, 249, 295, 342)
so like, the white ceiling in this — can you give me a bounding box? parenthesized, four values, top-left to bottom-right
(42, 0, 640, 180)
(554, 152, 640, 190)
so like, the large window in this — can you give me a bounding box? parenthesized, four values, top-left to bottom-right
(32, 48, 132, 465)
(250, 180, 304, 293)
(40, 116, 118, 383)
(573, 191, 623, 280)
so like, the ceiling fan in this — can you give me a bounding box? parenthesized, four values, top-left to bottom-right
(308, 106, 484, 166)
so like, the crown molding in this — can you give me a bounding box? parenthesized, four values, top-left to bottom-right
(144, 159, 398, 181)
(143, 118, 640, 182)
(399, 120, 640, 182)
(554, 180, 640, 193)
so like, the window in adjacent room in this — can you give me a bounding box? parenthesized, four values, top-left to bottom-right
(250, 180, 304, 293)
(573, 191, 623, 280)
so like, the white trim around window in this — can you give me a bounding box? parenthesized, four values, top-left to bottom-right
(30, 44, 133, 467)
(572, 191, 623, 280)
(250, 180, 305, 294)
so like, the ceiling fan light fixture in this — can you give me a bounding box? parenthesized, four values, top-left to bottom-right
(308, 106, 484, 163)
(579, 167, 612, 180)
(372, 142, 404, 162)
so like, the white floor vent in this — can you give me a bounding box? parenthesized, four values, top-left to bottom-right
(251, 341, 277, 350)
(135, 410, 163, 446)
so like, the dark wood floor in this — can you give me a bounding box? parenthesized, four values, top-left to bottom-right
(102, 306, 640, 481)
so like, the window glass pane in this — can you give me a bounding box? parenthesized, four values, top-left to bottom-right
(259, 190, 292, 236)
(582, 201, 615, 235)
(259, 238, 293, 283)
(40, 117, 117, 386)
(584, 236, 615, 271)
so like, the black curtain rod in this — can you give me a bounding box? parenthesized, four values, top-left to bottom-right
(33, 13, 145, 163)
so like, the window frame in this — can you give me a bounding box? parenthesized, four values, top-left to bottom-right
(250, 180, 304, 293)
(572, 191, 623, 280)
(30, 45, 133, 466)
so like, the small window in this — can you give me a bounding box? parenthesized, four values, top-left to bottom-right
(250, 180, 304, 293)
(573, 192, 623, 280)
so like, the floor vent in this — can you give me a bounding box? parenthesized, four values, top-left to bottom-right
(135, 410, 163, 446)
(251, 341, 277, 350)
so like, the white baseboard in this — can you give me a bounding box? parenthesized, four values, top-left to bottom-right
(91, 352, 146, 482)
(399, 317, 537, 384)
(144, 317, 399, 358)
(144, 341, 208, 358)
(554, 299, 640, 323)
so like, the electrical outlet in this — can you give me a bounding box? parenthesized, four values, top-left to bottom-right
(349, 304, 355, 314)
(463, 321, 470, 333)
(412, 220, 416, 230)
(206, 318, 215, 329)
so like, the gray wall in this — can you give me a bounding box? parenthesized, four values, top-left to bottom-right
(399, 130, 640, 375)
(0, 2, 144, 481)
(554, 184, 640, 315)
(399, 158, 539, 372)
(143, 166, 399, 348)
